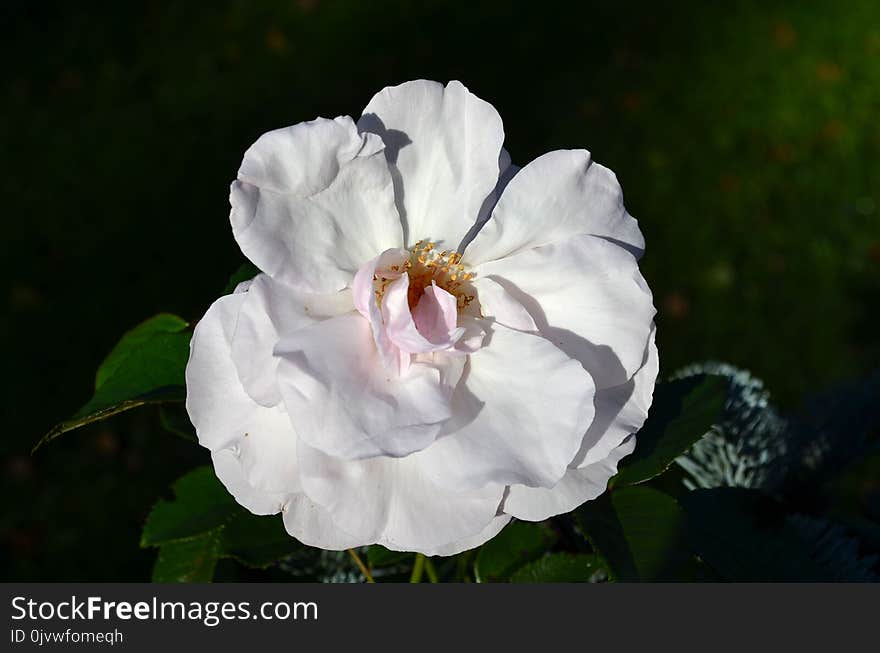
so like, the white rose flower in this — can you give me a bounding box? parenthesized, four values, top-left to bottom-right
(185, 80, 658, 556)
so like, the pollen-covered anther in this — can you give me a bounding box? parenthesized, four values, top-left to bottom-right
(393, 240, 478, 312)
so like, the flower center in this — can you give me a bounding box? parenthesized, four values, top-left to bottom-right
(375, 240, 476, 312)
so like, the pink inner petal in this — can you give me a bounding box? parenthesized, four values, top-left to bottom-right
(353, 249, 473, 369)
(353, 248, 410, 374)
(413, 282, 461, 345)
(384, 275, 463, 354)
(353, 248, 408, 318)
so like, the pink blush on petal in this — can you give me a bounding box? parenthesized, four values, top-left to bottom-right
(413, 282, 461, 345)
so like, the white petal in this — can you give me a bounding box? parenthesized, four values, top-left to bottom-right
(421, 324, 596, 490)
(231, 116, 402, 293)
(235, 435, 360, 546)
(281, 494, 364, 551)
(186, 293, 289, 452)
(297, 440, 504, 555)
(473, 276, 537, 332)
(574, 326, 659, 468)
(464, 149, 645, 265)
(358, 80, 505, 247)
(473, 234, 656, 387)
(212, 449, 363, 550)
(232, 413, 301, 496)
(232, 273, 353, 407)
(186, 292, 304, 497)
(274, 313, 463, 460)
(430, 514, 513, 557)
(211, 448, 287, 516)
(186, 293, 249, 452)
(504, 435, 637, 522)
(453, 315, 488, 354)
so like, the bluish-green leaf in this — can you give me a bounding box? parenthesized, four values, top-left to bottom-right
(576, 486, 691, 581)
(614, 375, 727, 486)
(36, 313, 190, 451)
(681, 488, 834, 581)
(510, 553, 608, 583)
(474, 521, 558, 582)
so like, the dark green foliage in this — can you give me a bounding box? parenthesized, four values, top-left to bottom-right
(141, 466, 238, 546)
(681, 488, 831, 581)
(152, 532, 223, 583)
(474, 521, 558, 582)
(158, 403, 197, 442)
(675, 365, 880, 581)
(365, 546, 415, 581)
(794, 370, 880, 482)
(614, 375, 727, 486)
(36, 314, 191, 451)
(510, 553, 608, 583)
(367, 545, 411, 569)
(680, 488, 880, 581)
(142, 467, 307, 582)
(222, 262, 261, 295)
(576, 486, 691, 581)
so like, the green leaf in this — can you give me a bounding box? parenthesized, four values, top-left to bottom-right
(141, 467, 238, 547)
(92, 313, 188, 391)
(222, 512, 302, 569)
(474, 521, 558, 582)
(510, 553, 608, 583)
(36, 313, 190, 451)
(613, 375, 727, 487)
(576, 486, 691, 581)
(152, 532, 223, 582)
(222, 261, 260, 295)
(143, 466, 308, 581)
(681, 488, 832, 581)
(159, 403, 197, 442)
(367, 545, 412, 569)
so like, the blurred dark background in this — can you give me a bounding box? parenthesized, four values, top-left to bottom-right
(2, 0, 878, 580)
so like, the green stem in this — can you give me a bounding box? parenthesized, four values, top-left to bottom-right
(347, 549, 374, 583)
(410, 553, 426, 583)
(424, 557, 439, 583)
